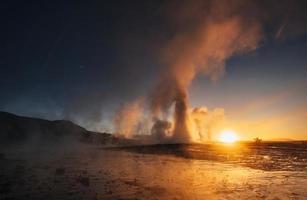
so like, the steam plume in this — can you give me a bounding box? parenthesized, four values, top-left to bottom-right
(112, 0, 306, 143)
(113, 99, 143, 138)
(150, 0, 262, 142)
(191, 107, 225, 141)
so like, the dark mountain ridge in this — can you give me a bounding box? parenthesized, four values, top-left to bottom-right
(0, 111, 116, 146)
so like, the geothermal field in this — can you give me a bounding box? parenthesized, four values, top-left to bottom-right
(1, 111, 306, 199)
(1, 142, 307, 200)
(1, 0, 307, 199)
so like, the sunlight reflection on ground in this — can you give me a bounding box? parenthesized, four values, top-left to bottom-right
(1, 146, 306, 199)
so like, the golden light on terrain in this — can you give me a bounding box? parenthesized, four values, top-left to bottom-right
(219, 130, 238, 143)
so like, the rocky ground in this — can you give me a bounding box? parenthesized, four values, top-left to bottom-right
(1, 145, 306, 200)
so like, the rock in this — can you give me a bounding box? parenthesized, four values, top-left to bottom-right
(78, 176, 90, 187)
(55, 167, 66, 175)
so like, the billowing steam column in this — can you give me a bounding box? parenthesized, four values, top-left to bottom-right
(149, 16, 262, 143)
(173, 96, 191, 143)
(115, 1, 263, 143)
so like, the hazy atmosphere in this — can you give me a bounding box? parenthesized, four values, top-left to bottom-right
(1, 0, 307, 141)
(1, 1, 307, 200)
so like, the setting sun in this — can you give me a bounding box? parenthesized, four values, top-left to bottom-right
(219, 130, 238, 143)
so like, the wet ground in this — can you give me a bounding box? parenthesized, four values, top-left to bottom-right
(118, 142, 307, 171)
(0, 143, 307, 200)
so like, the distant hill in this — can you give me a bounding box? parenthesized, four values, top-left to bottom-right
(0, 111, 125, 146)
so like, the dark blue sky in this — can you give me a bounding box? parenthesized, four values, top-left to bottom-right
(0, 1, 162, 126)
(1, 0, 307, 139)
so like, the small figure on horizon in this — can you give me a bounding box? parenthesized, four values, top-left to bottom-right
(253, 137, 262, 144)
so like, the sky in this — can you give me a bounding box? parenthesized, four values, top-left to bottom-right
(1, 0, 307, 140)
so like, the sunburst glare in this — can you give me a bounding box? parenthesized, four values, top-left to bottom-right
(219, 130, 238, 143)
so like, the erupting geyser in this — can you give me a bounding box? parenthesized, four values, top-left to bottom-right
(115, 0, 264, 143)
(149, 1, 262, 143)
(173, 96, 192, 142)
